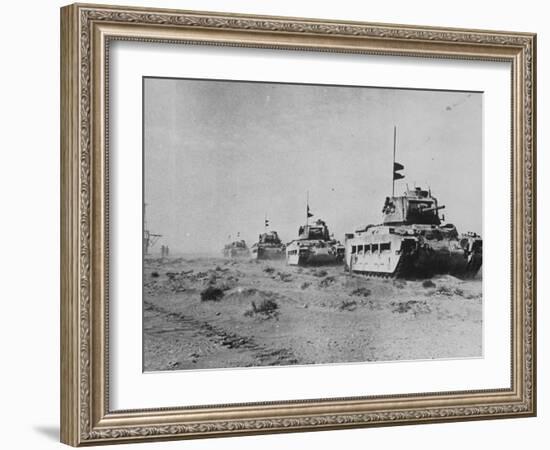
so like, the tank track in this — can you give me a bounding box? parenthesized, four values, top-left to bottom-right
(348, 252, 482, 280)
(464, 253, 482, 277)
(347, 254, 408, 279)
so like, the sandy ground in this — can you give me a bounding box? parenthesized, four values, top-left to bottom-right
(143, 256, 482, 372)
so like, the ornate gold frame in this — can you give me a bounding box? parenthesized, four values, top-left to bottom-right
(60, 3, 536, 446)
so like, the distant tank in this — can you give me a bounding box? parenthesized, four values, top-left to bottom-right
(251, 231, 286, 260)
(344, 186, 482, 278)
(286, 219, 345, 266)
(222, 240, 250, 258)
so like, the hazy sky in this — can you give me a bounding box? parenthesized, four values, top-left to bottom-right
(144, 78, 482, 254)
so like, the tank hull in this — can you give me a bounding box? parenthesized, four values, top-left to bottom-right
(251, 245, 285, 260)
(223, 248, 250, 258)
(345, 225, 482, 278)
(222, 246, 250, 258)
(286, 240, 345, 266)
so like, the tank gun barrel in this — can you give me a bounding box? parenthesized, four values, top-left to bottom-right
(420, 205, 445, 214)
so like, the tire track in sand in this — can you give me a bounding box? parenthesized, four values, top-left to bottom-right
(144, 300, 300, 368)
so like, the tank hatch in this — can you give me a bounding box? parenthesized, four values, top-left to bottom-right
(382, 187, 445, 226)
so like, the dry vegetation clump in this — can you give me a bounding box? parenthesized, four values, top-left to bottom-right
(422, 280, 436, 288)
(391, 300, 431, 315)
(319, 276, 336, 288)
(244, 299, 279, 319)
(426, 285, 465, 297)
(350, 287, 371, 297)
(145, 272, 188, 296)
(275, 271, 293, 282)
(339, 299, 358, 311)
(263, 266, 275, 274)
(200, 286, 225, 302)
(301, 282, 311, 290)
(436, 285, 453, 295)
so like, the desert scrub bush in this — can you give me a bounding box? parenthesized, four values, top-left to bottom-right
(150, 271, 160, 278)
(254, 299, 278, 313)
(422, 280, 436, 288)
(301, 282, 311, 290)
(391, 300, 431, 315)
(263, 266, 275, 274)
(350, 287, 371, 297)
(430, 285, 466, 297)
(319, 276, 336, 288)
(244, 299, 279, 319)
(200, 286, 225, 302)
(431, 285, 453, 296)
(276, 271, 293, 282)
(339, 299, 357, 311)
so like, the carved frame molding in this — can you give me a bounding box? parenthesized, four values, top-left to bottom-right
(61, 3, 536, 446)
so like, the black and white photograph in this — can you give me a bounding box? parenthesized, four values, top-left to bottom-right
(142, 77, 483, 372)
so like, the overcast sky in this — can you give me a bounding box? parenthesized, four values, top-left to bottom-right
(144, 77, 482, 255)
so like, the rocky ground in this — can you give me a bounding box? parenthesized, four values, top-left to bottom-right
(143, 256, 482, 372)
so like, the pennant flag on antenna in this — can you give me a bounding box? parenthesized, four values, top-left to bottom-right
(393, 162, 405, 180)
(307, 205, 314, 218)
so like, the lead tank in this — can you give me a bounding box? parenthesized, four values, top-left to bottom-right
(251, 231, 286, 260)
(286, 219, 345, 266)
(344, 187, 482, 278)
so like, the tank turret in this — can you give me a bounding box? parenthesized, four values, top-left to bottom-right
(297, 219, 331, 241)
(382, 187, 445, 226)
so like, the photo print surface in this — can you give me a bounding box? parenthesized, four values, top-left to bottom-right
(143, 77, 483, 372)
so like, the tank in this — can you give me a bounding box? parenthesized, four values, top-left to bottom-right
(251, 231, 286, 260)
(286, 219, 345, 266)
(222, 240, 250, 258)
(344, 187, 482, 278)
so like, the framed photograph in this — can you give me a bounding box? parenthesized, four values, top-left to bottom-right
(60, 3, 536, 446)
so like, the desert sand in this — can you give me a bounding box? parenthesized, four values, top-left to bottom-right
(143, 256, 482, 372)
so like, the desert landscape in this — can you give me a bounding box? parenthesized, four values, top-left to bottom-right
(143, 256, 482, 372)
